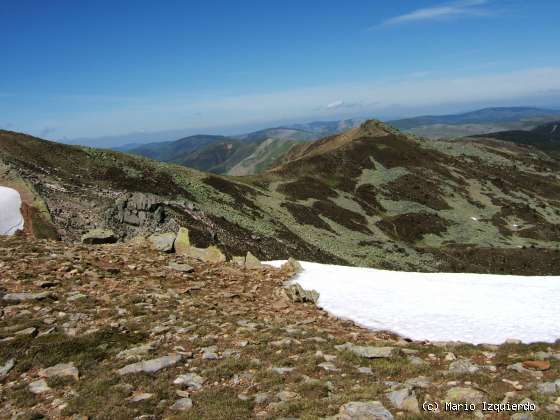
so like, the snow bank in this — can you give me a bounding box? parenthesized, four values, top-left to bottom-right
(266, 260, 560, 344)
(0, 186, 24, 235)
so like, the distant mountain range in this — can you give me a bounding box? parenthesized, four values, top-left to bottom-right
(124, 119, 364, 175)
(389, 107, 560, 139)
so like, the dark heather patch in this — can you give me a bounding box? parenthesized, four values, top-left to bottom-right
(277, 177, 338, 201)
(377, 212, 449, 243)
(354, 184, 384, 216)
(281, 202, 335, 232)
(201, 213, 346, 264)
(204, 176, 260, 211)
(383, 173, 451, 210)
(490, 202, 560, 241)
(424, 245, 560, 275)
(312, 200, 371, 234)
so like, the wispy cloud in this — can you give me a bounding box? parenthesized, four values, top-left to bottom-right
(376, 0, 490, 28)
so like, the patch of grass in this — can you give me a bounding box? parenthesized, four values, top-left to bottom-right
(171, 387, 254, 420)
(204, 357, 251, 381)
(4, 383, 39, 408)
(0, 328, 146, 375)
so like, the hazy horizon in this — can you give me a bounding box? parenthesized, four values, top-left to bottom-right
(2, 1, 560, 144)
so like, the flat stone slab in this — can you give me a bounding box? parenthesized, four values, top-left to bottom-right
(39, 362, 79, 380)
(3, 292, 54, 302)
(335, 342, 400, 358)
(117, 353, 182, 375)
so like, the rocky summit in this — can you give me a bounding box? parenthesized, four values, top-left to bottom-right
(1, 234, 559, 419)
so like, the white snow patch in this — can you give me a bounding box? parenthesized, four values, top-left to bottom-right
(0, 186, 24, 235)
(266, 261, 560, 344)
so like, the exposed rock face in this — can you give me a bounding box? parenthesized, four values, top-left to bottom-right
(81, 228, 117, 244)
(148, 232, 176, 252)
(112, 193, 165, 227)
(284, 282, 319, 304)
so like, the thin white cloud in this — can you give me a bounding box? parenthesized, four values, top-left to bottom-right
(377, 0, 490, 27)
(326, 100, 344, 109)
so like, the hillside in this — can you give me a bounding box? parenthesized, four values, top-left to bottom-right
(2, 123, 560, 274)
(127, 135, 304, 175)
(469, 121, 560, 159)
(390, 107, 560, 139)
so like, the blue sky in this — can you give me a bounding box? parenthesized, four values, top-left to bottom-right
(1, 0, 560, 143)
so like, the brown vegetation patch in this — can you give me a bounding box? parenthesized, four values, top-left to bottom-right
(426, 245, 560, 275)
(312, 200, 371, 234)
(281, 202, 335, 232)
(277, 177, 338, 201)
(377, 212, 449, 243)
(354, 184, 384, 216)
(384, 173, 451, 210)
(204, 176, 260, 211)
(491, 201, 560, 241)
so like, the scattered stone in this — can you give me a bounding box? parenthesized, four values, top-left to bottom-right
(29, 379, 51, 394)
(444, 352, 457, 361)
(201, 346, 219, 360)
(187, 246, 226, 263)
(15, 327, 37, 337)
(277, 391, 299, 402)
(39, 362, 79, 380)
(3, 292, 54, 302)
(174, 227, 190, 255)
(271, 367, 294, 375)
(170, 397, 193, 411)
(117, 354, 182, 375)
(335, 342, 400, 359)
(129, 393, 154, 402)
(244, 252, 262, 269)
(280, 257, 303, 274)
(407, 355, 427, 366)
(522, 360, 550, 371)
(536, 382, 557, 395)
(511, 413, 534, 420)
(284, 282, 319, 304)
(357, 366, 373, 375)
(117, 343, 155, 360)
(81, 228, 117, 244)
(168, 262, 194, 273)
(318, 362, 339, 372)
(386, 387, 420, 414)
(404, 376, 432, 389)
(254, 392, 272, 404)
(173, 373, 205, 390)
(148, 232, 176, 252)
(445, 387, 485, 405)
(448, 359, 479, 374)
(334, 401, 393, 419)
(0, 358, 15, 379)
